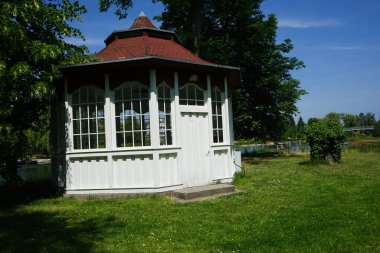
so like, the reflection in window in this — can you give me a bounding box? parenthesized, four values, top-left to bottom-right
(72, 86, 105, 149)
(179, 83, 204, 105)
(212, 88, 223, 143)
(115, 82, 150, 147)
(157, 83, 172, 145)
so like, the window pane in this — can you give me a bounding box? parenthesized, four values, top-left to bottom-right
(211, 89, 216, 101)
(134, 131, 142, 146)
(124, 116, 132, 131)
(116, 133, 124, 147)
(196, 100, 204, 106)
(166, 130, 172, 145)
(158, 86, 164, 98)
(125, 132, 133, 147)
(88, 88, 96, 103)
(123, 101, 131, 116)
(143, 131, 151, 146)
(131, 86, 140, 99)
(116, 117, 123, 131)
(89, 119, 97, 133)
(115, 88, 122, 101)
(73, 106, 80, 119)
(72, 92, 79, 105)
(97, 104, 104, 118)
(160, 130, 166, 145)
(196, 88, 203, 101)
(98, 118, 105, 133)
(133, 115, 141, 130)
(159, 114, 165, 130)
(82, 135, 89, 149)
(141, 88, 149, 99)
(212, 102, 216, 114)
(179, 87, 186, 100)
(188, 85, 195, 100)
(89, 104, 96, 118)
(80, 88, 87, 103)
(115, 102, 123, 116)
(98, 134, 106, 148)
(97, 90, 104, 103)
(143, 115, 150, 130)
(218, 116, 223, 129)
(132, 101, 141, 115)
(74, 135, 81, 149)
(90, 134, 97, 149)
(123, 86, 131, 100)
(73, 120, 80, 134)
(141, 100, 149, 114)
(188, 100, 196, 106)
(218, 130, 223, 143)
(158, 102, 164, 113)
(165, 101, 171, 113)
(166, 115, 171, 129)
(212, 116, 217, 128)
(217, 102, 222, 114)
(213, 130, 218, 143)
(81, 120, 88, 133)
(164, 86, 170, 98)
(81, 106, 88, 118)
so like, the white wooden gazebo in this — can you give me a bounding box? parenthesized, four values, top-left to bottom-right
(52, 13, 241, 195)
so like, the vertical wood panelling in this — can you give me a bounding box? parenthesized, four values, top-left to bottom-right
(158, 153, 178, 187)
(211, 149, 228, 180)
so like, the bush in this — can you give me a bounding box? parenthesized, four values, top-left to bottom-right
(305, 118, 345, 162)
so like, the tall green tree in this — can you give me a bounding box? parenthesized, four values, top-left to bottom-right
(0, 0, 91, 186)
(296, 116, 306, 140)
(99, 0, 306, 141)
(156, 0, 306, 141)
(342, 113, 358, 127)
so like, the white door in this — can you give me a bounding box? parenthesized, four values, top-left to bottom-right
(180, 112, 210, 187)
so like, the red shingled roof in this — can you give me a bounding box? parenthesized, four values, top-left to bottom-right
(96, 13, 210, 64)
(96, 35, 209, 64)
(129, 13, 157, 29)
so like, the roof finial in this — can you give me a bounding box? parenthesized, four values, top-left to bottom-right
(139, 11, 146, 17)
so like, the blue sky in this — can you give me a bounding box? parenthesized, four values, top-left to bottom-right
(70, 0, 380, 121)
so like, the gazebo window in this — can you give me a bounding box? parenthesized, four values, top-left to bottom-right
(72, 86, 105, 149)
(212, 87, 223, 143)
(179, 83, 204, 106)
(115, 82, 150, 147)
(157, 83, 173, 145)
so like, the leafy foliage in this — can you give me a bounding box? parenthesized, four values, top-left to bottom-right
(155, 0, 306, 141)
(0, 0, 92, 185)
(373, 120, 380, 137)
(305, 118, 346, 162)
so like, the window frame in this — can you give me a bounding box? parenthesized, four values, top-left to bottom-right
(114, 81, 151, 148)
(179, 83, 205, 106)
(157, 82, 174, 146)
(71, 86, 106, 150)
(211, 87, 224, 144)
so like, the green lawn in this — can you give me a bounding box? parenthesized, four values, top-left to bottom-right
(1, 150, 379, 252)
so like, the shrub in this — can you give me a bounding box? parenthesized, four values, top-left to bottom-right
(305, 118, 345, 162)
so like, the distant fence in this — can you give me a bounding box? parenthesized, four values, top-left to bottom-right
(237, 141, 310, 156)
(344, 126, 374, 132)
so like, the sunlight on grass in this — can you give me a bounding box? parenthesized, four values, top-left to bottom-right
(0, 150, 379, 252)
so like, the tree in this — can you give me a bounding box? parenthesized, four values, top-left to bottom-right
(305, 118, 345, 163)
(307, 118, 320, 126)
(0, 0, 92, 186)
(342, 114, 358, 128)
(296, 116, 306, 140)
(373, 120, 380, 137)
(156, 0, 306, 141)
(325, 112, 343, 123)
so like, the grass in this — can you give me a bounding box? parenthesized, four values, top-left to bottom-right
(1, 150, 379, 252)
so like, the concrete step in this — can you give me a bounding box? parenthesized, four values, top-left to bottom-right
(172, 184, 236, 201)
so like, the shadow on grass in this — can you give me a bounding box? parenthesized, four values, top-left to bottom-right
(0, 180, 62, 209)
(0, 209, 113, 252)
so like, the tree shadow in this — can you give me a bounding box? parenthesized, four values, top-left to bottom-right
(0, 209, 113, 252)
(0, 180, 63, 209)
